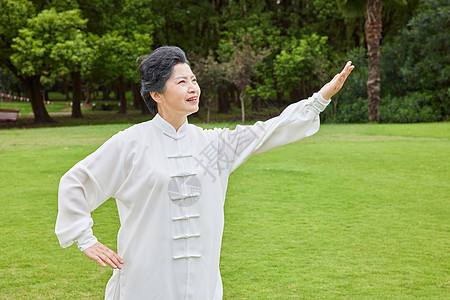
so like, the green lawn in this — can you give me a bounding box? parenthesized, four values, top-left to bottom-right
(0, 99, 282, 130)
(0, 100, 128, 116)
(0, 122, 448, 299)
(0, 100, 71, 115)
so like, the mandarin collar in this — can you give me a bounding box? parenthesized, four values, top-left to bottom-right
(152, 114, 188, 139)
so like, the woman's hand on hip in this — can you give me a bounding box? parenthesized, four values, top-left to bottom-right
(83, 242, 124, 269)
(319, 61, 355, 100)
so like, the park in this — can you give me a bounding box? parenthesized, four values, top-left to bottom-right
(1, 0, 449, 299)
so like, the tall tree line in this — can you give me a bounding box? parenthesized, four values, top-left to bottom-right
(2, 0, 445, 124)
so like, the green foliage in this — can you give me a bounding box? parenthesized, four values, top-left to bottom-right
(1, 0, 444, 123)
(149, 0, 219, 54)
(86, 32, 121, 84)
(382, 0, 449, 95)
(11, 8, 88, 76)
(380, 0, 450, 121)
(323, 0, 449, 124)
(380, 91, 443, 123)
(75, 0, 122, 35)
(221, 11, 282, 52)
(274, 34, 330, 98)
(88, 31, 152, 85)
(80, 0, 154, 88)
(337, 0, 367, 18)
(0, 68, 21, 91)
(0, 0, 35, 68)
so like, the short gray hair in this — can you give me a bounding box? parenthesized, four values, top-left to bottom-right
(139, 46, 190, 114)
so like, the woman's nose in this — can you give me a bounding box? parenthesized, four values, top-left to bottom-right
(188, 81, 198, 93)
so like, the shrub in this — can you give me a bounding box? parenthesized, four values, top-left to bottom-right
(380, 0, 449, 121)
(380, 91, 442, 123)
(91, 102, 119, 111)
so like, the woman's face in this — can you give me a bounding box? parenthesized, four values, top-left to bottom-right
(155, 63, 200, 120)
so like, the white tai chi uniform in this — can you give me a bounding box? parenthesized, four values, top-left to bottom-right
(55, 93, 330, 300)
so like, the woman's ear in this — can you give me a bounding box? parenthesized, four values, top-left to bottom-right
(150, 91, 162, 103)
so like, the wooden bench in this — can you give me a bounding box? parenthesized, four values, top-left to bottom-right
(0, 109, 20, 121)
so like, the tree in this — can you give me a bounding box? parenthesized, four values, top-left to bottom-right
(222, 35, 268, 124)
(0, 0, 53, 123)
(78, 0, 154, 114)
(88, 30, 152, 114)
(119, 1, 154, 114)
(190, 51, 231, 123)
(365, 0, 383, 122)
(49, 10, 92, 118)
(338, 0, 383, 122)
(11, 8, 90, 121)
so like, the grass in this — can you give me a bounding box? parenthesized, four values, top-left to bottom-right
(0, 99, 281, 130)
(0, 100, 71, 115)
(0, 100, 131, 116)
(0, 122, 449, 299)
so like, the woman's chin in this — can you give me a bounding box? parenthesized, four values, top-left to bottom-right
(187, 106, 199, 116)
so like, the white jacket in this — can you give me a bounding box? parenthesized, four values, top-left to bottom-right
(55, 93, 330, 300)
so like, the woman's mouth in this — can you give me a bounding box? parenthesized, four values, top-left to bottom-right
(186, 96, 198, 103)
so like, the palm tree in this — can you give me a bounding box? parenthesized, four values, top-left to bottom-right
(339, 0, 383, 122)
(365, 0, 383, 122)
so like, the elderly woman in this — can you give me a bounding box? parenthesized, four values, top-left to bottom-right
(55, 46, 354, 299)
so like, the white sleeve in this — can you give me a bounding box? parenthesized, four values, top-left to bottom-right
(55, 132, 132, 251)
(216, 92, 330, 173)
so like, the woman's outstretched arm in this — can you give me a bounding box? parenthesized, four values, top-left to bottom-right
(211, 61, 355, 175)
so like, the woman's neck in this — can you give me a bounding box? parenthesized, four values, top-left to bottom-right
(158, 111, 186, 132)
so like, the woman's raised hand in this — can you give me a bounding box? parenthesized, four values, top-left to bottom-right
(83, 242, 124, 269)
(319, 61, 355, 100)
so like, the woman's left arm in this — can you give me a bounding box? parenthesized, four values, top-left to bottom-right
(215, 61, 354, 174)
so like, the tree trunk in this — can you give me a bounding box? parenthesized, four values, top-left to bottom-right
(71, 71, 83, 118)
(24, 75, 54, 123)
(365, 0, 382, 122)
(252, 96, 261, 112)
(15, 83, 21, 97)
(118, 76, 127, 114)
(217, 87, 229, 114)
(289, 89, 302, 104)
(85, 88, 91, 104)
(206, 99, 211, 124)
(276, 91, 283, 107)
(102, 86, 110, 100)
(132, 82, 151, 114)
(131, 82, 140, 110)
(239, 89, 246, 124)
(332, 98, 338, 120)
(63, 79, 70, 100)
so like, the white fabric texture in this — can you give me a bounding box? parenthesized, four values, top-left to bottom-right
(55, 93, 330, 300)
